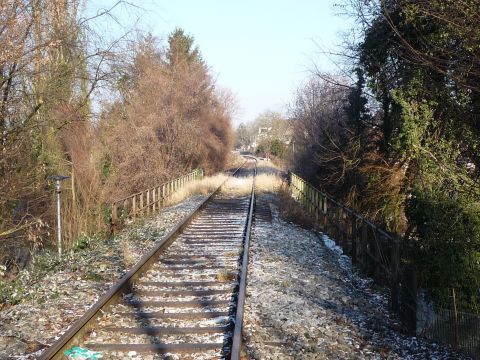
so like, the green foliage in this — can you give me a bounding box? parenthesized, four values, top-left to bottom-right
(237, 111, 291, 159)
(167, 28, 203, 67)
(0, 279, 24, 305)
(84, 271, 103, 282)
(235, 123, 251, 149)
(73, 233, 102, 252)
(345, 67, 370, 132)
(101, 156, 112, 179)
(296, 0, 480, 310)
(407, 190, 480, 311)
(391, 90, 434, 163)
(268, 139, 286, 157)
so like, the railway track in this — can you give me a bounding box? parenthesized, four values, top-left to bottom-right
(39, 159, 257, 360)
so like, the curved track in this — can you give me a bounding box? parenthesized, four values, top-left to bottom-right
(39, 159, 256, 360)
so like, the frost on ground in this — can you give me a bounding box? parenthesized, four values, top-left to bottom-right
(0, 195, 207, 359)
(243, 193, 468, 360)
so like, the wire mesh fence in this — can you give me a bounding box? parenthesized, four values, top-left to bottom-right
(418, 305, 480, 358)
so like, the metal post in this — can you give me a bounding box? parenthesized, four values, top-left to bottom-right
(452, 288, 459, 347)
(48, 175, 69, 259)
(390, 235, 400, 312)
(55, 180, 62, 258)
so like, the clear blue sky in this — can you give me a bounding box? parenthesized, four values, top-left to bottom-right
(87, 1, 350, 126)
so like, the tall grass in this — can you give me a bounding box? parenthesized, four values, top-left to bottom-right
(165, 174, 229, 206)
(221, 173, 283, 196)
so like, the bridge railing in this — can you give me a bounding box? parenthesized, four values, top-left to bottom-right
(110, 168, 203, 234)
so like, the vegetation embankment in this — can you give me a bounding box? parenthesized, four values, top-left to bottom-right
(286, 0, 480, 312)
(0, 171, 234, 309)
(0, 1, 235, 276)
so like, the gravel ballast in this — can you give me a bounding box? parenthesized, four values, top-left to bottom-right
(0, 188, 471, 359)
(0, 195, 208, 359)
(243, 194, 468, 360)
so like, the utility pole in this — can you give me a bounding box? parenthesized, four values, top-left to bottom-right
(48, 175, 69, 259)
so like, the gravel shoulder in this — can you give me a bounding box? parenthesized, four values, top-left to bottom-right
(243, 193, 468, 360)
(0, 195, 208, 359)
(1, 189, 470, 360)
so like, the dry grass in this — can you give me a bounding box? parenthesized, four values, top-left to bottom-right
(255, 173, 282, 193)
(165, 174, 229, 206)
(256, 159, 281, 170)
(276, 183, 316, 229)
(225, 152, 246, 170)
(221, 173, 283, 197)
(165, 172, 282, 208)
(121, 239, 135, 268)
(216, 269, 237, 282)
(221, 177, 254, 197)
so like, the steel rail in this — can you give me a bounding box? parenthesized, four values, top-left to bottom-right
(231, 155, 257, 360)
(38, 161, 249, 360)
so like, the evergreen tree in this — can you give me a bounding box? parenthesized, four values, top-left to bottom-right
(166, 28, 203, 68)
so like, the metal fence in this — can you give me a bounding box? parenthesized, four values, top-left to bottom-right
(288, 171, 479, 359)
(110, 168, 203, 234)
(418, 304, 480, 358)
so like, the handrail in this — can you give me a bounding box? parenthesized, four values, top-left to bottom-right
(288, 171, 404, 320)
(113, 169, 203, 204)
(110, 168, 203, 234)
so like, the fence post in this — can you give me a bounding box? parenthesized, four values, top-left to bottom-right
(351, 214, 357, 265)
(305, 184, 309, 210)
(152, 188, 156, 212)
(360, 222, 367, 273)
(140, 192, 144, 216)
(373, 232, 383, 283)
(314, 190, 319, 223)
(390, 235, 400, 313)
(146, 189, 150, 215)
(367, 228, 376, 278)
(452, 288, 459, 347)
(400, 264, 417, 334)
(111, 203, 117, 236)
(299, 179, 304, 205)
(307, 185, 311, 212)
(335, 205, 341, 245)
(292, 174, 296, 197)
(311, 188, 315, 214)
(132, 195, 137, 220)
(323, 197, 328, 233)
(294, 176, 298, 199)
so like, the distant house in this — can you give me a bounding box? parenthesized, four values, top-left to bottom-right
(257, 127, 272, 140)
(284, 125, 293, 145)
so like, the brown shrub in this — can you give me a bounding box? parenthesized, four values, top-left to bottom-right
(276, 183, 316, 229)
(100, 37, 233, 201)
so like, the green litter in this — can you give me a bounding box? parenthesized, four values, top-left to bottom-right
(64, 346, 103, 359)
